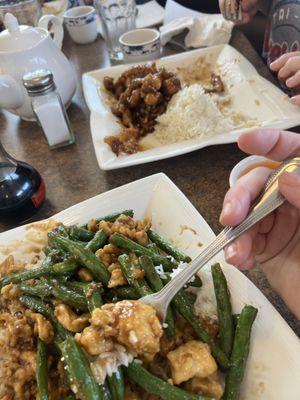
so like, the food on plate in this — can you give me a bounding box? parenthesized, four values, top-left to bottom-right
(153, 84, 234, 144)
(103, 63, 181, 155)
(0, 210, 257, 399)
(204, 74, 225, 94)
(102, 58, 256, 156)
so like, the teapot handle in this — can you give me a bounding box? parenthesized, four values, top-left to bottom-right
(38, 15, 64, 49)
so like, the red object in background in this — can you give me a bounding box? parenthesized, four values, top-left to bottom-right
(0, 142, 45, 222)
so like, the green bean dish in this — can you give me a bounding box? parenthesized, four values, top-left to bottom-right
(0, 211, 257, 400)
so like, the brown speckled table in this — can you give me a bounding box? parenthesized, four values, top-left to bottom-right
(0, 28, 299, 335)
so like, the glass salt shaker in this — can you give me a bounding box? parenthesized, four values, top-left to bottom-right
(23, 69, 75, 149)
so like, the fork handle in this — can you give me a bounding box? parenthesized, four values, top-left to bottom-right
(157, 159, 300, 307)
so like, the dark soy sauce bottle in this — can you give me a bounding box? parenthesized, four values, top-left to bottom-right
(0, 142, 45, 222)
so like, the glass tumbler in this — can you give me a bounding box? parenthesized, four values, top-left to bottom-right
(0, 0, 42, 28)
(94, 0, 136, 60)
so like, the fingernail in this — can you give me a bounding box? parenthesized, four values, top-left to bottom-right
(291, 96, 299, 104)
(225, 243, 238, 260)
(269, 60, 278, 69)
(286, 77, 294, 87)
(220, 200, 233, 221)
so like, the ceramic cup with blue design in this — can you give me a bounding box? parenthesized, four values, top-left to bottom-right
(63, 6, 98, 44)
(119, 28, 161, 64)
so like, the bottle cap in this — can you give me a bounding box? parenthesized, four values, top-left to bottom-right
(23, 69, 56, 96)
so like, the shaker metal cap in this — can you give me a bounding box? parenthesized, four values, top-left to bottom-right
(23, 69, 55, 96)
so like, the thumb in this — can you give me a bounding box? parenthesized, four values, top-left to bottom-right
(278, 172, 300, 209)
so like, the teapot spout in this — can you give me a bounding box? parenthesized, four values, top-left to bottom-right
(0, 75, 24, 110)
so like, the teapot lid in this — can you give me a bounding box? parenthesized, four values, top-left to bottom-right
(0, 13, 47, 53)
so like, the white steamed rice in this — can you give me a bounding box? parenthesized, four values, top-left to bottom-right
(154, 83, 234, 144)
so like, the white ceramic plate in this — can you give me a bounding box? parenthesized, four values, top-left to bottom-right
(1, 173, 300, 399)
(83, 44, 300, 170)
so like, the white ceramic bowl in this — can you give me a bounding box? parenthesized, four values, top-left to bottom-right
(229, 155, 281, 187)
(64, 6, 98, 45)
(119, 28, 160, 63)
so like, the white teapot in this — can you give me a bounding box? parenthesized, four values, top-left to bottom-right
(0, 13, 76, 120)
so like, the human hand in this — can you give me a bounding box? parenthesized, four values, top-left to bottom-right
(270, 52, 300, 106)
(220, 129, 300, 318)
(219, 0, 259, 24)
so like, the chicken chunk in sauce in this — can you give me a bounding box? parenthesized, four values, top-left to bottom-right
(167, 340, 217, 385)
(186, 371, 224, 399)
(77, 300, 163, 362)
(54, 303, 90, 333)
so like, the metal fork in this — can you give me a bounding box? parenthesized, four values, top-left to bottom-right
(223, 0, 243, 22)
(141, 157, 300, 321)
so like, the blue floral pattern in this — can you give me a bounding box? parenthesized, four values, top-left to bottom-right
(122, 40, 160, 55)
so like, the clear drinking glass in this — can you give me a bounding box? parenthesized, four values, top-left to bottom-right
(0, 0, 42, 28)
(94, 0, 136, 60)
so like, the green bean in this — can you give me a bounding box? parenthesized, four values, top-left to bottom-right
(99, 384, 112, 400)
(223, 305, 258, 400)
(233, 314, 240, 328)
(19, 294, 53, 318)
(51, 283, 88, 311)
(24, 277, 89, 311)
(19, 295, 68, 341)
(82, 210, 134, 229)
(56, 225, 70, 237)
(118, 254, 152, 297)
(139, 255, 175, 338)
(43, 246, 52, 256)
(147, 243, 161, 254)
(42, 251, 58, 267)
(107, 368, 124, 400)
(0, 258, 79, 288)
(50, 259, 79, 275)
(211, 263, 234, 358)
(37, 339, 49, 400)
(147, 229, 191, 262)
(171, 288, 229, 369)
(59, 336, 105, 400)
(18, 281, 53, 298)
(69, 226, 95, 242)
(83, 282, 103, 312)
(188, 275, 202, 288)
(61, 396, 76, 400)
(111, 286, 139, 300)
(64, 280, 89, 293)
(48, 233, 110, 285)
(183, 290, 197, 305)
(164, 270, 202, 289)
(85, 230, 108, 253)
(110, 233, 177, 271)
(126, 362, 209, 400)
(43, 246, 65, 258)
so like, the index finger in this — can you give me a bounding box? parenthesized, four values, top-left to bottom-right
(238, 129, 300, 161)
(270, 51, 300, 71)
(220, 166, 272, 226)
